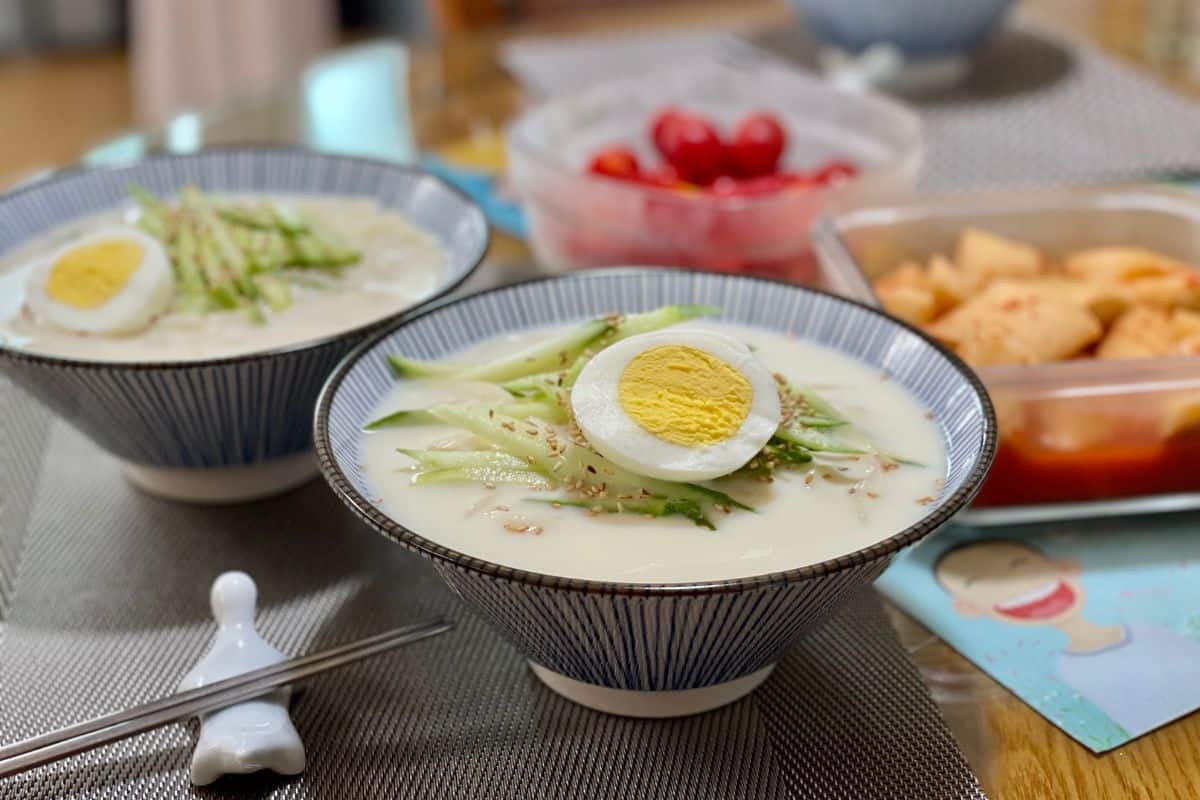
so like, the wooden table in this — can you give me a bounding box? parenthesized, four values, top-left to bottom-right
(6, 2, 1200, 797)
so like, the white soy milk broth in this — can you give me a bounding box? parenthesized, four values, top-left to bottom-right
(360, 321, 947, 584)
(0, 195, 445, 362)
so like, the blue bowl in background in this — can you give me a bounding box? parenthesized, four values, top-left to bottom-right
(791, 0, 1015, 58)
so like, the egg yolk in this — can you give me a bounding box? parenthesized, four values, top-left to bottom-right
(618, 345, 752, 447)
(46, 240, 143, 309)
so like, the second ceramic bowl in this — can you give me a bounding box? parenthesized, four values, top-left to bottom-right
(0, 148, 489, 502)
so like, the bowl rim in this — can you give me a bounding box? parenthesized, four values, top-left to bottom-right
(0, 146, 491, 371)
(313, 266, 998, 597)
(505, 63, 924, 211)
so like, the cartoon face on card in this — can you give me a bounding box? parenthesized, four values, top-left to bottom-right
(877, 518, 1200, 752)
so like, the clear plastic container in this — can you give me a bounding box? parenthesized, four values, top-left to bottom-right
(506, 63, 922, 283)
(813, 185, 1200, 524)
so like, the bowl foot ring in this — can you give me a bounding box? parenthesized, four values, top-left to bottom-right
(123, 452, 319, 504)
(529, 662, 775, 718)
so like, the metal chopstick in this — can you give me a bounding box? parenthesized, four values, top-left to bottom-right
(0, 618, 452, 778)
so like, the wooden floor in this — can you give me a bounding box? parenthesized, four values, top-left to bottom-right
(0, 49, 131, 186)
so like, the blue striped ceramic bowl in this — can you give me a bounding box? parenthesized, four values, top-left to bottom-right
(791, 0, 1014, 58)
(0, 149, 488, 502)
(314, 269, 996, 715)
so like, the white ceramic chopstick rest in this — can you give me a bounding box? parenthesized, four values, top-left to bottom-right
(178, 571, 305, 786)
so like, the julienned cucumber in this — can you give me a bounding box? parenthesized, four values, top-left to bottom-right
(501, 372, 561, 397)
(386, 355, 464, 379)
(387, 319, 609, 381)
(400, 448, 553, 487)
(457, 318, 612, 383)
(798, 388, 848, 425)
(765, 443, 814, 464)
(607, 304, 718, 343)
(527, 497, 715, 530)
(365, 399, 566, 430)
(388, 305, 719, 385)
(429, 406, 751, 528)
(776, 420, 865, 455)
(412, 465, 552, 489)
(130, 183, 358, 320)
(790, 415, 845, 429)
(399, 449, 529, 470)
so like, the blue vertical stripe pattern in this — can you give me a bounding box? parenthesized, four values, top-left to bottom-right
(790, 0, 1014, 57)
(315, 268, 997, 691)
(0, 149, 488, 468)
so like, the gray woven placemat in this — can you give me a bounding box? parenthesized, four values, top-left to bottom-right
(0, 379, 53, 621)
(917, 17, 1200, 189)
(751, 11, 1200, 190)
(0, 378, 984, 799)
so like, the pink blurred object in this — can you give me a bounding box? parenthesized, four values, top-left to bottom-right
(131, 0, 337, 125)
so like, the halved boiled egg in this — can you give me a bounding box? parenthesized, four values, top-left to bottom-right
(25, 226, 173, 335)
(571, 329, 782, 481)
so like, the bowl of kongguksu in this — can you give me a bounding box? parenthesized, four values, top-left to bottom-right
(315, 268, 996, 716)
(0, 148, 488, 502)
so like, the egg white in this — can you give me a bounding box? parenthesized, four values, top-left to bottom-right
(571, 329, 782, 482)
(25, 226, 174, 335)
